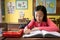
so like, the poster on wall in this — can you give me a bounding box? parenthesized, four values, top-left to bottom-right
(7, 2, 15, 14)
(36, 0, 56, 14)
(16, 0, 28, 10)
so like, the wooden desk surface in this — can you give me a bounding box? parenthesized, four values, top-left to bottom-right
(3, 37, 60, 40)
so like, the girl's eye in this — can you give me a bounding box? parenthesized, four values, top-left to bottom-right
(36, 15, 43, 17)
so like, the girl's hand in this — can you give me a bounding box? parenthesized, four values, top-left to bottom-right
(24, 27, 31, 34)
(32, 27, 39, 31)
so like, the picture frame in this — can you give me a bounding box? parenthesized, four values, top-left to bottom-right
(16, 0, 28, 10)
(32, 0, 60, 15)
(33, 0, 56, 14)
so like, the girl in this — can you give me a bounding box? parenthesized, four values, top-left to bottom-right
(24, 5, 59, 34)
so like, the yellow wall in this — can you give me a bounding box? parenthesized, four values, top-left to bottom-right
(5, 0, 33, 23)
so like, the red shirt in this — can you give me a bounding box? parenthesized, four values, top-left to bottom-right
(26, 18, 59, 32)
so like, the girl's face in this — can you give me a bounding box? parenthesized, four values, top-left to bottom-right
(35, 10, 44, 23)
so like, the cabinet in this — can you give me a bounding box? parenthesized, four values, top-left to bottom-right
(56, 0, 60, 14)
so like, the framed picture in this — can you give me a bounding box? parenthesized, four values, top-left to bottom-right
(7, 2, 15, 14)
(34, 0, 56, 14)
(16, 0, 28, 10)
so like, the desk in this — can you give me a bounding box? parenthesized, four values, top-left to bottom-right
(3, 37, 60, 40)
(0, 22, 27, 31)
(6, 23, 27, 31)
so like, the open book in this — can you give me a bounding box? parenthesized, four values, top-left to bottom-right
(23, 30, 60, 38)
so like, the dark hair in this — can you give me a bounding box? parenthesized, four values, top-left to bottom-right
(33, 5, 47, 22)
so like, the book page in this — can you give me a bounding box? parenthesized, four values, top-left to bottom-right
(42, 30, 60, 37)
(30, 30, 42, 34)
(23, 30, 42, 37)
(42, 30, 48, 36)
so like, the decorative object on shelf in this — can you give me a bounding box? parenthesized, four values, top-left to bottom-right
(19, 11, 25, 19)
(16, 0, 28, 10)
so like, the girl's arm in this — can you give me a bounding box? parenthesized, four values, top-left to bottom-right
(38, 18, 59, 32)
(24, 26, 31, 34)
(25, 19, 35, 29)
(24, 19, 35, 34)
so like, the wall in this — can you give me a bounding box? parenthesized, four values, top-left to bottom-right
(5, 0, 33, 23)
